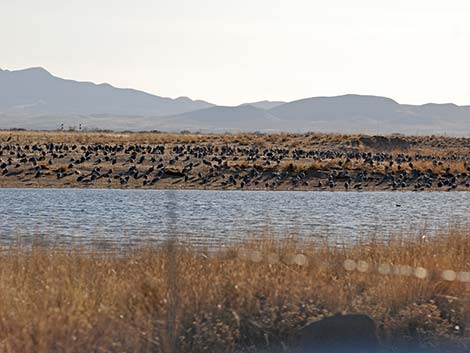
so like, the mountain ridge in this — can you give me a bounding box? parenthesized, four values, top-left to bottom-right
(0, 67, 214, 117)
(1, 67, 470, 135)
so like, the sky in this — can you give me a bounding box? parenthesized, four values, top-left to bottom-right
(1, 0, 470, 106)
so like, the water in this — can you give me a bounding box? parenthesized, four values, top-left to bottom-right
(0, 188, 469, 248)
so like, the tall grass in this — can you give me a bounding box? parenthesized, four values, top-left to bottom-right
(0, 230, 469, 352)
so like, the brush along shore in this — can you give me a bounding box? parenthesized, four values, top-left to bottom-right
(0, 130, 470, 191)
(0, 230, 470, 352)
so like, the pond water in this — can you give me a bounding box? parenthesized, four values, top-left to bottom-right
(0, 189, 469, 248)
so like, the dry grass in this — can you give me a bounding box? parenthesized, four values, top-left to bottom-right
(1, 230, 470, 352)
(2, 130, 470, 151)
(1, 130, 469, 191)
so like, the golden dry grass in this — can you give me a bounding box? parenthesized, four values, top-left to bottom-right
(1, 130, 469, 191)
(2, 130, 470, 152)
(1, 230, 470, 352)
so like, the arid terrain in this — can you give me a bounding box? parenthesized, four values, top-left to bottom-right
(1, 130, 470, 191)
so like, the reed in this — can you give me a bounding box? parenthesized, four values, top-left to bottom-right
(0, 229, 469, 352)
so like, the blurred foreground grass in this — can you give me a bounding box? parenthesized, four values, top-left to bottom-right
(1, 230, 470, 352)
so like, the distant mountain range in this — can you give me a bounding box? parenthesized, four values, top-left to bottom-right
(1, 67, 470, 135)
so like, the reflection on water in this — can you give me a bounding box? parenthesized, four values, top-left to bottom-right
(0, 188, 469, 248)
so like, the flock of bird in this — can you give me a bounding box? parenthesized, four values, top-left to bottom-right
(0, 139, 469, 191)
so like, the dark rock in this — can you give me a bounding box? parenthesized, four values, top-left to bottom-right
(297, 313, 381, 353)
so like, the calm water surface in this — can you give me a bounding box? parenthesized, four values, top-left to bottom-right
(0, 189, 469, 247)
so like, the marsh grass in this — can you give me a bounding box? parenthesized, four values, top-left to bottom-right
(0, 230, 470, 352)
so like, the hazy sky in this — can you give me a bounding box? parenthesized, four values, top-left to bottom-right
(1, 0, 470, 106)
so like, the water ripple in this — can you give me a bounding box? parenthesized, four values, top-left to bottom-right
(0, 189, 468, 247)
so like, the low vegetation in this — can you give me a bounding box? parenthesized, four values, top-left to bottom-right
(1, 229, 470, 352)
(1, 130, 470, 191)
(2, 130, 470, 150)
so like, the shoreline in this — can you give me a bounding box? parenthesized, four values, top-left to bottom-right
(1, 130, 470, 192)
(1, 184, 470, 192)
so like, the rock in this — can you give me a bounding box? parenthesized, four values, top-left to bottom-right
(297, 313, 381, 353)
